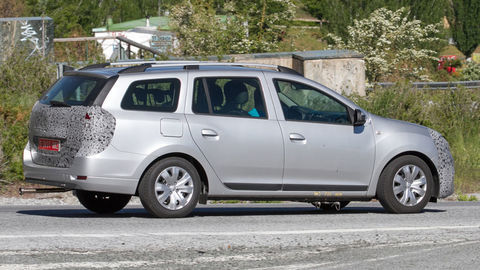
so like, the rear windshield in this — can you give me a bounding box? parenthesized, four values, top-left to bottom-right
(39, 76, 107, 106)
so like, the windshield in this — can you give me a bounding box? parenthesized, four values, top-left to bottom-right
(39, 76, 107, 106)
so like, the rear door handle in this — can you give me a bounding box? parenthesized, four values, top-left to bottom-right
(201, 129, 218, 137)
(289, 133, 305, 141)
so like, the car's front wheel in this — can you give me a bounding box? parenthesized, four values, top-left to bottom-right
(76, 190, 131, 214)
(138, 157, 201, 218)
(377, 155, 433, 213)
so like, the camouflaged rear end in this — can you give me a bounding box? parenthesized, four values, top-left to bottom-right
(28, 104, 115, 168)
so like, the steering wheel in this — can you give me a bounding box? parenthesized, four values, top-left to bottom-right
(226, 109, 250, 116)
(287, 106, 305, 120)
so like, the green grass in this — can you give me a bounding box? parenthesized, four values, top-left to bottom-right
(457, 194, 478, 201)
(292, 0, 318, 20)
(277, 27, 326, 52)
(439, 45, 466, 59)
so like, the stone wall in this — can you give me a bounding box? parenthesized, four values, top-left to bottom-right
(0, 17, 54, 61)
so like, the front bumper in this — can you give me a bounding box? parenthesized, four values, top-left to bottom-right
(23, 144, 144, 195)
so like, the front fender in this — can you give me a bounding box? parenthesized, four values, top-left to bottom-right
(366, 116, 442, 197)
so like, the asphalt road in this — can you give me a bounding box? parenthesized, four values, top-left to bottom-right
(1, 201, 479, 269)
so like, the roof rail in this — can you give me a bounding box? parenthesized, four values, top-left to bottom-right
(79, 63, 111, 70)
(77, 61, 302, 76)
(78, 60, 199, 70)
(150, 62, 302, 76)
(110, 60, 200, 66)
(118, 63, 152, 73)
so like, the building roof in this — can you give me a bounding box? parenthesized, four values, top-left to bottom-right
(292, 50, 363, 60)
(93, 15, 229, 33)
(93, 16, 170, 32)
(0, 16, 52, 21)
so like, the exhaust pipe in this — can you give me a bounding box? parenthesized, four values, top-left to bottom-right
(19, 187, 71, 195)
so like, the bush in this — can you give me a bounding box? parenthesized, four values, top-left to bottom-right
(350, 85, 480, 192)
(461, 62, 480, 81)
(0, 50, 57, 183)
(327, 7, 442, 82)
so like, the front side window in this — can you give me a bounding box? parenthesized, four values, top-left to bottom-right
(40, 76, 106, 106)
(273, 79, 350, 124)
(192, 77, 267, 118)
(121, 78, 180, 112)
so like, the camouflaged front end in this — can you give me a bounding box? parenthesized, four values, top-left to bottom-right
(28, 103, 115, 168)
(428, 128, 455, 198)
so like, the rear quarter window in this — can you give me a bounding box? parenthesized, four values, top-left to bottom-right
(121, 78, 181, 112)
(39, 76, 107, 106)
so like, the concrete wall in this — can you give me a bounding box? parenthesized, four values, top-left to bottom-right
(292, 50, 365, 96)
(0, 17, 54, 61)
(227, 50, 366, 96)
(232, 52, 293, 69)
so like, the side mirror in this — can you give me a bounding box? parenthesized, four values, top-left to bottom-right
(353, 109, 366, 126)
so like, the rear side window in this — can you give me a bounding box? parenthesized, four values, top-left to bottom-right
(39, 76, 106, 106)
(121, 78, 180, 112)
(192, 77, 267, 118)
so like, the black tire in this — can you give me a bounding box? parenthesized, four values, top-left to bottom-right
(76, 190, 131, 214)
(138, 157, 201, 218)
(377, 155, 433, 214)
(320, 201, 350, 212)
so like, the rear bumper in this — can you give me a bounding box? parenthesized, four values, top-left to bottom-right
(23, 144, 144, 195)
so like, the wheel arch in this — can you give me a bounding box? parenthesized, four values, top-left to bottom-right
(374, 151, 440, 199)
(134, 152, 209, 197)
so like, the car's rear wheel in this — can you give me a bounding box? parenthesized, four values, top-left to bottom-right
(377, 155, 433, 213)
(138, 157, 201, 218)
(76, 190, 131, 214)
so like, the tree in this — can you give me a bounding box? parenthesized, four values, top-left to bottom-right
(302, 0, 448, 43)
(170, 0, 295, 56)
(0, 0, 24, 17)
(328, 8, 441, 82)
(24, 0, 177, 37)
(449, 0, 480, 56)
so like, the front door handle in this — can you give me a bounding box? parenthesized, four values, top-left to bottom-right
(201, 129, 218, 137)
(289, 133, 305, 141)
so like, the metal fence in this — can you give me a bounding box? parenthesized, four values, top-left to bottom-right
(376, 80, 480, 90)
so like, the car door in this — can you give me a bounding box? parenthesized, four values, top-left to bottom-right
(265, 74, 375, 192)
(185, 72, 284, 190)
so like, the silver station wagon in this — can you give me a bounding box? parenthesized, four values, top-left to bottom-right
(23, 62, 454, 217)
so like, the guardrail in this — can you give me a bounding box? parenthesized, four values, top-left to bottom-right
(376, 80, 480, 90)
